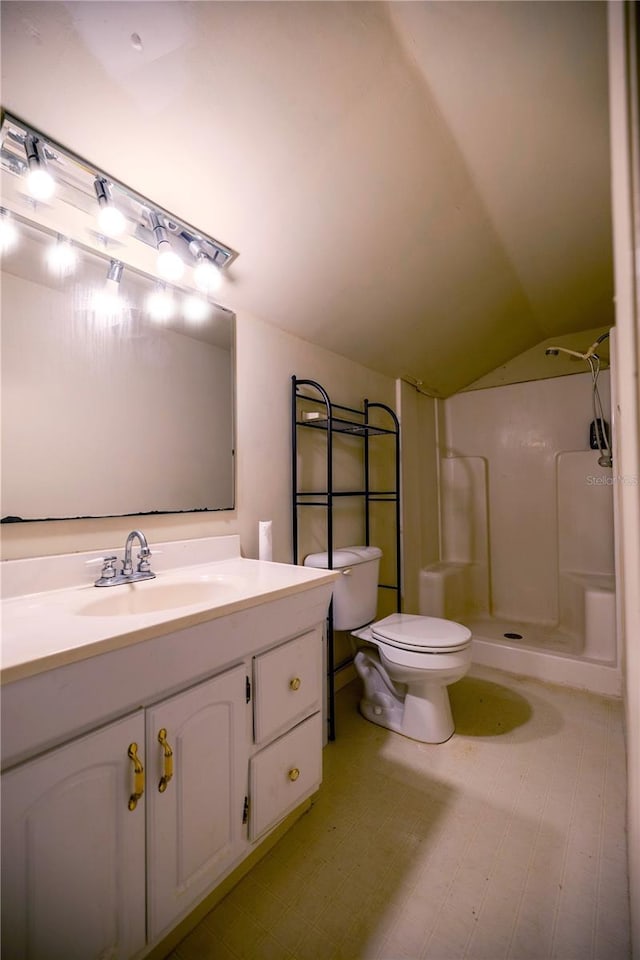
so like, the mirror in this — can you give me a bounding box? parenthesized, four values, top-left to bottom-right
(1, 216, 235, 521)
(0, 114, 236, 521)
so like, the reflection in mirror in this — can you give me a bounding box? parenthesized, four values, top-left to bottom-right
(1, 215, 235, 521)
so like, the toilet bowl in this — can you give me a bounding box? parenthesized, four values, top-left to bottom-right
(352, 613, 472, 743)
(303, 546, 472, 744)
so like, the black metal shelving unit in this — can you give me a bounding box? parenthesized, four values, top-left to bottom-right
(291, 376, 401, 741)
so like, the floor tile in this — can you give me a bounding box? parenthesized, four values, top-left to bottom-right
(169, 668, 630, 960)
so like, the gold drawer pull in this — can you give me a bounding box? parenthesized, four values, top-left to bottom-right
(157, 728, 174, 793)
(127, 743, 145, 811)
(288, 767, 300, 782)
(289, 677, 301, 691)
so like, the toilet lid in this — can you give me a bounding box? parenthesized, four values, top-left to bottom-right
(372, 613, 472, 653)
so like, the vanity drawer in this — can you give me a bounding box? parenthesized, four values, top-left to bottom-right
(253, 628, 322, 745)
(249, 711, 322, 841)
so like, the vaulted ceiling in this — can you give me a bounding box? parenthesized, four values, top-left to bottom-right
(0, 1, 613, 395)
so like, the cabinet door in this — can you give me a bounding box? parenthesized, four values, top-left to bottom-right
(1, 711, 146, 960)
(146, 664, 249, 942)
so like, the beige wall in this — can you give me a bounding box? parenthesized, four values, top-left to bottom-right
(235, 310, 396, 566)
(1, 309, 396, 563)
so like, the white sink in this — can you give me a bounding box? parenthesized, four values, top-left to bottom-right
(1, 536, 340, 685)
(78, 577, 241, 617)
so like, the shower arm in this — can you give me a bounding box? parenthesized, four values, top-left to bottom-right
(585, 331, 611, 359)
(544, 331, 610, 362)
(545, 331, 612, 468)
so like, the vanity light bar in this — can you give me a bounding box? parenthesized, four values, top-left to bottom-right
(0, 111, 239, 275)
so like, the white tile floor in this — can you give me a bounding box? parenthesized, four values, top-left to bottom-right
(169, 666, 630, 960)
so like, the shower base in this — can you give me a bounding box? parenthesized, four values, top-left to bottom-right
(465, 615, 621, 697)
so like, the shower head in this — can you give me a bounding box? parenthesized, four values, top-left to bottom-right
(545, 348, 560, 356)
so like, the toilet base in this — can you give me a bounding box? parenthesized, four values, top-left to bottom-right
(354, 650, 455, 744)
(402, 684, 454, 743)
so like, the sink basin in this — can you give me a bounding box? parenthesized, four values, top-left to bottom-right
(78, 578, 240, 617)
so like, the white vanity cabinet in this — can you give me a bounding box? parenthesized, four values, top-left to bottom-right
(1, 543, 336, 960)
(1, 711, 147, 960)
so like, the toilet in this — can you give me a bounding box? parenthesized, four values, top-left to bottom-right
(304, 545, 472, 743)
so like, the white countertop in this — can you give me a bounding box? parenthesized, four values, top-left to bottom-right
(1, 537, 338, 685)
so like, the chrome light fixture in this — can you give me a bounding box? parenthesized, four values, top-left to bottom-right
(148, 210, 184, 281)
(1, 113, 239, 312)
(24, 135, 55, 201)
(190, 240, 222, 294)
(94, 177, 126, 238)
(91, 258, 127, 326)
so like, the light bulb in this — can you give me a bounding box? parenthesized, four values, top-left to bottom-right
(90, 261, 126, 326)
(91, 281, 126, 327)
(97, 204, 126, 238)
(0, 214, 18, 254)
(183, 294, 211, 323)
(146, 288, 176, 323)
(26, 167, 56, 202)
(194, 258, 222, 294)
(156, 242, 184, 281)
(46, 238, 77, 278)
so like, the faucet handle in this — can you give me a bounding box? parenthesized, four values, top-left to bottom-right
(94, 556, 119, 586)
(137, 549, 153, 574)
(101, 556, 118, 573)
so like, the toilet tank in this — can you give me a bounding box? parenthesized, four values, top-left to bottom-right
(304, 545, 382, 630)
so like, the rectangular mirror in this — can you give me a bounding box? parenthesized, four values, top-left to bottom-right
(1, 114, 236, 521)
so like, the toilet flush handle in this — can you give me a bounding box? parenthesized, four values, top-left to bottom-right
(342, 568, 352, 576)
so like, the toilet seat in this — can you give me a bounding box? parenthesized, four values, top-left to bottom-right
(371, 613, 472, 653)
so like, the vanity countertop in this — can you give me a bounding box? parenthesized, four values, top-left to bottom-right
(1, 537, 338, 685)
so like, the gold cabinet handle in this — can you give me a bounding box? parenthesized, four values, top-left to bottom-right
(157, 727, 174, 793)
(127, 743, 145, 811)
(288, 767, 300, 782)
(289, 677, 301, 691)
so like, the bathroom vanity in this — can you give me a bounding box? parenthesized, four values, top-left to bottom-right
(0, 535, 337, 960)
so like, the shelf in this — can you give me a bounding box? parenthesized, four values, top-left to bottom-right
(296, 416, 394, 437)
(292, 376, 401, 743)
(295, 490, 398, 498)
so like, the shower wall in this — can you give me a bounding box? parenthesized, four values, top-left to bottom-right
(442, 371, 613, 624)
(398, 380, 440, 612)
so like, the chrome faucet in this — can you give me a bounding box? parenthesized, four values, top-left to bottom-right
(94, 530, 156, 587)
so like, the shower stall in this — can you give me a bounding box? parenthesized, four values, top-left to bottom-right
(416, 333, 620, 696)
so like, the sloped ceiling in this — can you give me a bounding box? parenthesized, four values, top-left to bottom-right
(0, 1, 613, 396)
